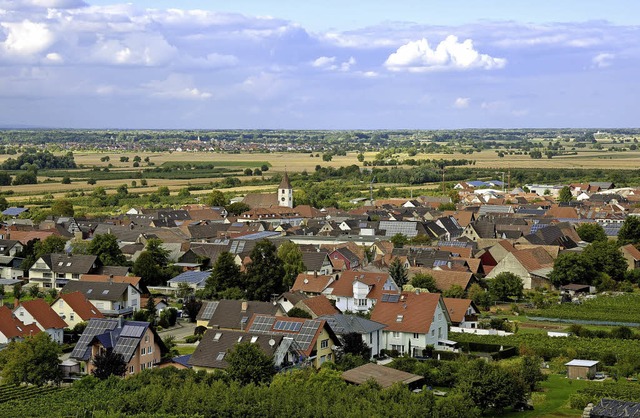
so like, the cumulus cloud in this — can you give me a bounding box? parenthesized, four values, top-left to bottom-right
(312, 55, 355, 71)
(312, 56, 336, 68)
(592, 53, 614, 68)
(0, 20, 56, 57)
(454, 97, 470, 108)
(0, 0, 86, 9)
(385, 35, 506, 72)
(143, 74, 212, 100)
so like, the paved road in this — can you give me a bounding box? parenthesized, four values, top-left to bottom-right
(158, 320, 197, 341)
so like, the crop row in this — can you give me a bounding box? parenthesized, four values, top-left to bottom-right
(528, 293, 640, 324)
(0, 385, 61, 403)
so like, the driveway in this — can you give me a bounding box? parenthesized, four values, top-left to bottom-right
(158, 320, 197, 342)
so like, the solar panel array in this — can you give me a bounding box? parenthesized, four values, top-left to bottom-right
(274, 320, 302, 332)
(200, 301, 219, 321)
(120, 324, 146, 338)
(248, 315, 276, 333)
(114, 337, 139, 362)
(70, 318, 117, 360)
(437, 240, 471, 248)
(379, 221, 418, 237)
(295, 320, 322, 351)
(529, 223, 550, 234)
(229, 241, 246, 254)
(381, 294, 400, 303)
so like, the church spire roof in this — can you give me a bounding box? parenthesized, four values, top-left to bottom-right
(279, 171, 292, 189)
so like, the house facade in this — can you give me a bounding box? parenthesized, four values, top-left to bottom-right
(61, 281, 141, 317)
(51, 291, 105, 328)
(28, 253, 98, 289)
(327, 271, 399, 313)
(14, 299, 67, 344)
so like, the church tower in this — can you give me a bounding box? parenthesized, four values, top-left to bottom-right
(278, 171, 293, 208)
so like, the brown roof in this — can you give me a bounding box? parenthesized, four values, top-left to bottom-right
(279, 171, 292, 189)
(80, 274, 141, 287)
(341, 363, 423, 388)
(370, 291, 443, 333)
(443, 298, 476, 324)
(293, 205, 324, 218)
(7, 230, 60, 245)
(242, 193, 278, 208)
(18, 299, 68, 330)
(298, 295, 339, 317)
(188, 329, 282, 369)
(512, 247, 555, 271)
(622, 244, 640, 260)
(409, 268, 474, 292)
(546, 205, 579, 219)
(329, 271, 396, 301)
(292, 273, 334, 294)
(198, 300, 279, 330)
(57, 292, 104, 321)
(438, 245, 473, 258)
(0, 306, 40, 339)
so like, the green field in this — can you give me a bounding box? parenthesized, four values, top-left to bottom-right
(504, 374, 589, 418)
(528, 293, 640, 324)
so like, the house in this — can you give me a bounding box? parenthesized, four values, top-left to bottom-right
(301, 250, 333, 275)
(14, 299, 68, 344)
(188, 330, 297, 372)
(0, 239, 24, 256)
(461, 220, 496, 241)
(0, 256, 25, 280)
(328, 247, 361, 271)
(565, 359, 599, 379)
(443, 298, 480, 329)
(326, 271, 400, 313)
(370, 291, 452, 357)
(341, 363, 423, 390)
(51, 291, 105, 328)
(621, 244, 640, 270)
(70, 318, 164, 375)
(80, 274, 144, 294)
(167, 270, 210, 290)
(293, 295, 339, 318)
(0, 305, 40, 345)
(409, 268, 475, 293)
(195, 299, 278, 330)
(485, 247, 555, 289)
(291, 273, 335, 295)
(61, 280, 141, 317)
(246, 314, 341, 368)
(319, 313, 386, 359)
(28, 253, 99, 289)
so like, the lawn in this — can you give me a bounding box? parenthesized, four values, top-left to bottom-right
(176, 344, 198, 355)
(503, 374, 590, 417)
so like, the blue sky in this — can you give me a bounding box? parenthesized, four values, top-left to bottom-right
(0, 0, 638, 129)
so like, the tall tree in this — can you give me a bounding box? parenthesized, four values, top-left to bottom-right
(244, 239, 285, 301)
(411, 273, 438, 292)
(204, 190, 227, 207)
(205, 251, 242, 298)
(50, 199, 74, 217)
(87, 233, 127, 266)
(557, 186, 572, 203)
(549, 252, 591, 287)
(145, 238, 170, 268)
(575, 223, 607, 243)
(132, 251, 163, 286)
(618, 215, 640, 246)
(489, 272, 523, 301)
(341, 332, 370, 359)
(277, 241, 306, 289)
(581, 240, 627, 282)
(225, 342, 276, 385)
(91, 349, 127, 380)
(389, 257, 408, 288)
(0, 333, 62, 386)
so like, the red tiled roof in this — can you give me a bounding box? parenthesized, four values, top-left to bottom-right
(329, 271, 396, 300)
(19, 299, 68, 330)
(299, 295, 338, 317)
(0, 306, 40, 339)
(409, 268, 474, 292)
(622, 244, 640, 260)
(292, 273, 333, 294)
(512, 247, 555, 271)
(370, 292, 441, 333)
(58, 291, 104, 321)
(443, 298, 475, 324)
(80, 275, 141, 287)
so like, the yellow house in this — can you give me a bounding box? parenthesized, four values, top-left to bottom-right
(51, 291, 105, 329)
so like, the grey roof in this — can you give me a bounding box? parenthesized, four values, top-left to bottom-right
(43, 253, 98, 274)
(301, 250, 328, 271)
(478, 205, 513, 216)
(62, 280, 135, 301)
(0, 239, 21, 253)
(470, 220, 495, 239)
(378, 221, 419, 238)
(0, 255, 23, 269)
(167, 271, 210, 287)
(71, 319, 150, 363)
(318, 313, 386, 335)
(94, 265, 130, 276)
(188, 329, 282, 369)
(196, 299, 279, 329)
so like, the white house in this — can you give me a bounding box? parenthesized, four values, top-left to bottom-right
(61, 280, 141, 317)
(326, 271, 399, 313)
(14, 299, 67, 344)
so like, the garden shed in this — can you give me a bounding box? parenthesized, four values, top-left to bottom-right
(565, 359, 599, 379)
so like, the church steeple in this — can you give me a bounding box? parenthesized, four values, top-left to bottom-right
(278, 171, 293, 208)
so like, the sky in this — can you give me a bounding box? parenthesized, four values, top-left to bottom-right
(0, 0, 639, 129)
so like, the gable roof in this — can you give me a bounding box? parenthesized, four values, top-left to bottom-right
(196, 299, 279, 329)
(61, 280, 136, 301)
(297, 295, 339, 317)
(292, 273, 334, 294)
(80, 274, 141, 288)
(56, 291, 104, 321)
(188, 329, 283, 369)
(621, 243, 640, 260)
(512, 247, 555, 272)
(0, 306, 40, 339)
(301, 250, 329, 271)
(410, 268, 474, 292)
(44, 253, 98, 274)
(328, 271, 397, 300)
(370, 291, 447, 333)
(318, 313, 386, 335)
(442, 298, 477, 324)
(167, 271, 210, 286)
(18, 299, 68, 330)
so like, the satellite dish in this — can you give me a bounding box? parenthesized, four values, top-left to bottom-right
(268, 339, 276, 347)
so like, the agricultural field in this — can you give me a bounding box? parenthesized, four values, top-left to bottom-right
(0, 384, 63, 404)
(527, 293, 640, 324)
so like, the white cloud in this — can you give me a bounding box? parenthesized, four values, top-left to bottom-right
(45, 52, 63, 63)
(312, 56, 336, 68)
(144, 74, 212, 100)
(385, 35, 506, 72)
(592, 53, 614, 68)
(89, 33, 178, 66)
(312, 55, 355, 72)
(454, 97, 470, 108)
(0, 20, 56, 57)
(0, 0, 86, 9)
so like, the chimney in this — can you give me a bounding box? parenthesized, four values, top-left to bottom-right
(108, 275, 114, 284)
(241, 301, 248, 312)
(117, 316, 124, 329)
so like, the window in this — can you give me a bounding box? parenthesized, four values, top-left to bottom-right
(413, 333, 419, 339)
(145, 335, 149, 342)
(216, 352, 225, 361)
(438, 328, 442, 339)
(396, 315, 403, 322)
(250, 336, 258, 343)
(129, 366, 134, 374)
(431, 330, 435, 336)
(70, 313, 75, 321)
(438, 313, 442, 321)
(141, 347, 146, 355)
(356, 298, 367, 307)
(392, 332, 400, 339)
(72, 274, 80, 279)
(148, 346, 152, 354)
(213, 332, 222, 342)
(320, 339, 329, 349)
(320, 355, 326, 365)
(391, 344, 405, 354)
(141, 364, 145, 371)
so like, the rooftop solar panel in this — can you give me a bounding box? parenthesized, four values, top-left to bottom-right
(200, 301, 219, 321)
(120, 324, 146, 338)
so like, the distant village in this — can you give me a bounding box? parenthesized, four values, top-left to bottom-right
(1, 172, 639, 384)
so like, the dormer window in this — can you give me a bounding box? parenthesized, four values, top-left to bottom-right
(396, 315, 404, 322)
(213, 332, 222, 342)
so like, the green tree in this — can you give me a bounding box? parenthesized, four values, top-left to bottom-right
(91, 349, 127, 380)
(176, 282, 193, 299)
(287, 307, 312, 319)
(205, 251, 242, 298)
(225, 342, 276, 385)
(390, 233, 408, 248)
(87, 233, 127, 266)
(357, 153, 365, 162)
(157, 186, 170, 197)
(557, 186, 572, 203)
(489, 272, 523, 301)
(244, 239, 285, 301)
(277, 241, 306, 289)
(204, 190, 227, 207)
(549, 252, 592, 287)
(576, 223, 607, 243)
(618, 215, 640, 246)
(12, 283, 24, 302)
(443, 285, 466, 298)
(411, 273, 438, 292)
(162, 335, 179, 360)
(61, 176, 71, 184)
(145, 238, 170, 268)
(132, 251, 163, 286)
(389, 257, 408, 287)
(581, 240, 627, 282)
(226, 202, 250, 215)
(341, 332, 370, 359)
(0, 333, 62, 386)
